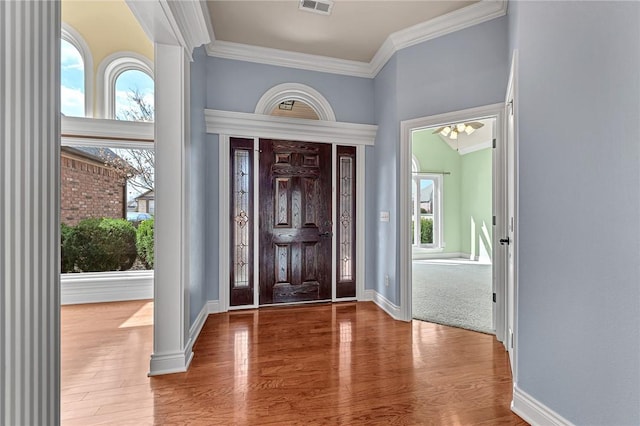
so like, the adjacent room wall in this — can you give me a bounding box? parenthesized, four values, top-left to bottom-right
(412, 130, 462, 255)
(509, 2, 640, 424)
(460, 148, 492, 261)
(412, 131, 492, 259)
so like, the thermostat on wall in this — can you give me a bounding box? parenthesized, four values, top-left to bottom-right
(379, 211, 390, 222)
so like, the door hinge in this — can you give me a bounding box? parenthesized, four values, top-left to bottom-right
(492, 138, 496, 149)
(508, 100, 514, 115)
(492, 292, 496, 303)
(492, 215, 496, 226)
(510, 331, 514, 348)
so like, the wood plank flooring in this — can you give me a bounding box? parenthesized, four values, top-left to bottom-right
(61, 300, 527, 425)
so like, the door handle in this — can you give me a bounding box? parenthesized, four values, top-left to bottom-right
(499, 237, 510, 245)
(319, 232, 333, 238)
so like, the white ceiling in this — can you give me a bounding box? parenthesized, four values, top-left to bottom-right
(435, 117, 494, 155)
(206, 1, 475, 62)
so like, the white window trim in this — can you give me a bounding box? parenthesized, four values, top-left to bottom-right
(254, 83, 337, 121)
(60, 116, 155, 303)
(96, 51, 154, 119)
(412, 173, 443, 249)
(61, 23, 94, 118)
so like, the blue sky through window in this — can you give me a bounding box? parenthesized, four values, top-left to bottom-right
(60, 39, 84, 117)
(115, 70, 154, 121)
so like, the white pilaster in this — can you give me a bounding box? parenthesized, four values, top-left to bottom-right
(1, 1, 61, 424)
(149, 43, 192, 375)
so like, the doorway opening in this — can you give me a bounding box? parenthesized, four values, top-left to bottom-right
(399, 103, 507, 346)
(411, 118, 494, 334)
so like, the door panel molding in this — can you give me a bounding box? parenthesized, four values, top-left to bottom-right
(259, 139, 332, 305)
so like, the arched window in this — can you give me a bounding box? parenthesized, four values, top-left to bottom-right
(60, 24, 93, 117)
(115, 69, 154, 122)
(97, 52, 154, 120)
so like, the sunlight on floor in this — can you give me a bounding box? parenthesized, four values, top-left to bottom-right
(118, 301, 154, 328)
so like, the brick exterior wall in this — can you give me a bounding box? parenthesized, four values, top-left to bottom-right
(61, 150, 126, 225)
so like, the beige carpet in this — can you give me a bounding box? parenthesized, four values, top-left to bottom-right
(412, 259, 493, 334)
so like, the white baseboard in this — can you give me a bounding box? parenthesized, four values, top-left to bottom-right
(207, 299, 221, 314)
(512, 385, 575, 426)
(148, 347, 194, 376)
(363, 289, 402, 320)
(412, 251, 466, 260)
(61, 270, 153, 305)
(188, 302, 210, 353)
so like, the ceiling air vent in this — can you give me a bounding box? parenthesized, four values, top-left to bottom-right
(299, 0, 334, 15)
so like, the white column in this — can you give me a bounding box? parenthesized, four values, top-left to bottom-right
(1, 1, 60, 424)
(149, 43, 192, 375)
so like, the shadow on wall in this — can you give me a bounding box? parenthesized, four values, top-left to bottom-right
(470, 217, 492, 263)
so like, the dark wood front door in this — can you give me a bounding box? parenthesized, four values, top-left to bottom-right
(259, 139, 332, 305)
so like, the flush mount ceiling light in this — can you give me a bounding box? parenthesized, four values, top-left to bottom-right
(433, 122, 484, 140)
(299, 0, 334, 15)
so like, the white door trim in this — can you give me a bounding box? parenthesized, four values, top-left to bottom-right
(399, 103, 505, 327)
(205, 109, 377, 146)
(505, 50, 520, 382)
(210, 112, 376, 311)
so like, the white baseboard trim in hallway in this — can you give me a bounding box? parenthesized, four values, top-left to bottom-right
(363, 289, 402, 320)
(512, 385, 575, 426)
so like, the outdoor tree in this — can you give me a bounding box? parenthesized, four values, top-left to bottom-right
(101, 88, 155, 196)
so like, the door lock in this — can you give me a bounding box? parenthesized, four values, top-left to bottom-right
(499, 237, 510, 245)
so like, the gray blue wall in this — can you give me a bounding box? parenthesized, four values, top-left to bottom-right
(188, 46, 208, 327)
(370, 16, 509, 304)
(509, 2, 640, 424)
(206, 57, 374, 124)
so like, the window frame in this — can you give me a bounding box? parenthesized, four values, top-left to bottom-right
(61, 23, 94, 117)
(96, 52, 154, 119)
(412, 173, 443, 249)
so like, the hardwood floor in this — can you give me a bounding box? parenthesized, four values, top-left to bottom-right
(61, 301, 527, 425)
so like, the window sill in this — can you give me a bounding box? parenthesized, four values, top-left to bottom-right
(61, 270, 153, 305)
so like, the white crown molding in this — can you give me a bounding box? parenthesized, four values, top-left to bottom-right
(512, 385, 575, 426)
(165, 0, 213, 59)
(205, 40, 373, 78)
(126, 0, 212, 59)
(204, 0, 507, 78)
(205, 109, 377, 146)
(61, 116, 154, 143)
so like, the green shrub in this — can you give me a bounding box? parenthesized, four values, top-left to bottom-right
(136, 218, 154, 269)
(60, 223, 76, 273)
(65, 218, 137, 272)
(420, 218, 433, 244)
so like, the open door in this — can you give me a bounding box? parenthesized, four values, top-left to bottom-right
(503, 53, 518, 372)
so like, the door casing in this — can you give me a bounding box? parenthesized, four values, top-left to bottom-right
(399, 103, 507, 347)
(207, 108, 376, 312)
